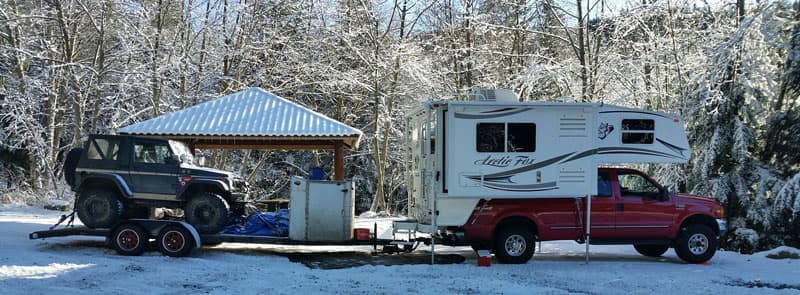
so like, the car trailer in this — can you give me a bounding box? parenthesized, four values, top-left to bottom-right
(29, 218, 409, 258)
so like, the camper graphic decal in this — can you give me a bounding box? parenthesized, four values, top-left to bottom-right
(465, 153, 574, 192)
(656, 138, 688, 158)
(465, 145, 687, 192)
(454, 108, 531, 119)
(597, 122, 614, 140)
(474, 155, 536, 168)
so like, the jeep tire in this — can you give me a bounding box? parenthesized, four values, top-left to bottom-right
(185, 192, 230, 234)
(76, 187, 124, 228)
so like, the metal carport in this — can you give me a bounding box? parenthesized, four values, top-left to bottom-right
(118, 87, 362, 180)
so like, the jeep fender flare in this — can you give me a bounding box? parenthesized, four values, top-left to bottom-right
(78, 173, 133, 198)
(178, 179, 229, 200)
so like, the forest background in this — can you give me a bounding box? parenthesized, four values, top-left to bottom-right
(2, 0, 800, 253)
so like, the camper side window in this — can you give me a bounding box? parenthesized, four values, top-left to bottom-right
(476, 123, 536, 153)
(477, 123, 505, 152)
(621, 119, 654, 144)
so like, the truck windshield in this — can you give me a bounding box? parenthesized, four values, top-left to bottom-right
(169, 140, 195, 165)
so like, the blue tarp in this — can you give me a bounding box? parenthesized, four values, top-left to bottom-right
(223, 209, 290, 237)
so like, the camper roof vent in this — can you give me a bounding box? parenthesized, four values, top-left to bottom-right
(470, 89, 518, 102)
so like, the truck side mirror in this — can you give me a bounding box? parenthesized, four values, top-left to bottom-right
(659, 187, 669, 201)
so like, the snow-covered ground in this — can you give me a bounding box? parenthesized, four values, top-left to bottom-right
(2, 204, 799, 295)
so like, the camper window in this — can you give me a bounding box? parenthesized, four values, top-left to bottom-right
(507, 123, 536, 152)
(476, 123, 536, 153)
(477, 123, 505, 152)
(621, 119, 654, 144)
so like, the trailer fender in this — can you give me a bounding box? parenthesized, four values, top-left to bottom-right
(78, 173, 133, 198)
(178, 179, 229, 200)
(175, 220, 202, 249)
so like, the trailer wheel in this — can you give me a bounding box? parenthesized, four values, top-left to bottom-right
(185, 192, 230, 234)
(76, 188, 123, 228)
(633, 244, 669, 257)
(493, 226, 535, 264)
(674, 224, 717, 263)
(157, 225, 195, 257)
(111, 223, 148, 256)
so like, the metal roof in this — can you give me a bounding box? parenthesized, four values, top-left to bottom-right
(119, 87, 362, 149)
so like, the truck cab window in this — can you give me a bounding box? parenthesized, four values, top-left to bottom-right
(621, 119, 654, 144)
(618, 173, 661, 198)
(597, 173, 612, 197)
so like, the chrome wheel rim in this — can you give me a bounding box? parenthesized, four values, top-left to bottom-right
(688, 233, 708, 255)
(504, 234, 527, 257)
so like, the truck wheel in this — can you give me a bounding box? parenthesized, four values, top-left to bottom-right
(674, 224, 717, 263)
(633, 244, 669, 257)
(493, 226, 535, 264)
(111, 223, 148, 256)
(185, 192, 230, 234)
(157, 225, 195, 257)
(76, 188, 123, 228)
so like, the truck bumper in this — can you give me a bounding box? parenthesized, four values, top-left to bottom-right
(716, 218, 727, 236)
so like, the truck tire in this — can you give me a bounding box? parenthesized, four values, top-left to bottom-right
(185, 192, 230, 234)
(63, 148, 83, 187)
(76, 187, 123, 228)
(493, 226, 535, 264)
(674, 224, 717, 263)
(111, 223, 148, 256)
(634, 244, 669, 257)
(157, 225, 195, 257)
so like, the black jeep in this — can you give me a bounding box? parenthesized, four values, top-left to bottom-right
(63, 134, 249, 233)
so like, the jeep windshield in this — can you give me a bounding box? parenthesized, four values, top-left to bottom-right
(169, 140, 195, 165)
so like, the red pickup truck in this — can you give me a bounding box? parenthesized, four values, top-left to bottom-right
(461, 167, 726, 264)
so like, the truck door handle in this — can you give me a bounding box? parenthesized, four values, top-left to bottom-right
(616, 203, 624, 211)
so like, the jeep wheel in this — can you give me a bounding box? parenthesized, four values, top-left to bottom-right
(674, 224, 717, 263)
(111, 223, 148, 256)
(185, 192, 230, 234)
(634, 244, 669, 257)
(157, 225, 195, 257)
(76, 188, 123, 228)
(493, 226, 535, 264)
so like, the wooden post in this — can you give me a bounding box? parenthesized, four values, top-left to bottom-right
(334, 141, 345, 180)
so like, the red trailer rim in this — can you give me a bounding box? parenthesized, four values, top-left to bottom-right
(162, 230, 185, 252)
(116, 229, 140, 251)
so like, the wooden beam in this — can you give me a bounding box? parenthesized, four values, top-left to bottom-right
(334, 141, 345, 181)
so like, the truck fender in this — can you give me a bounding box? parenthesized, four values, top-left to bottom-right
(78, 173, 133, 198)
(492, 214, 540, 239)
(673, 214, 720, 237)
(178, 179, 228, 199)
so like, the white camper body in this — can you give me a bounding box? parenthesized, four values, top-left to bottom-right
(404, 93, 691, 230)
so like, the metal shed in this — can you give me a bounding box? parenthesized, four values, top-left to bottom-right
(119, 87, 362, 180)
